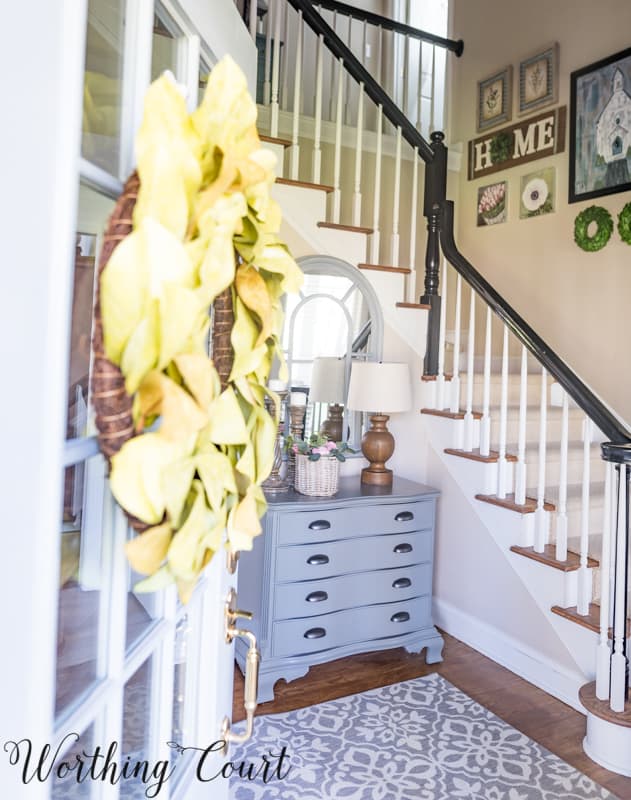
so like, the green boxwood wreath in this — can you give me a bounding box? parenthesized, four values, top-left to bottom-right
(574, 205, 613, 252)
(617, 202, 631, 245)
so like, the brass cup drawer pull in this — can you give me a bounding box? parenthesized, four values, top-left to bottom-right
(308, 519, 331, 531)
(307, 554, 330, 566)
(395, 511, 414, 522)
(393, 543, 413, 554)
(306, 590, 328, 603)
(390, 611, 410, 623)
(304, 627, 326, 639)
(392, 577, 412, 589)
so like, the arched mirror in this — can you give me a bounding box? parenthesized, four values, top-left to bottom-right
(281, 255, 384, 451)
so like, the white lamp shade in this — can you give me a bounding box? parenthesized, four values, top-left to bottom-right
(310, 357, 346, 404)
(347, 361, 412, 413)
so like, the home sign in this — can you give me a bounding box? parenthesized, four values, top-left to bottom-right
(468, 106, 567, 180)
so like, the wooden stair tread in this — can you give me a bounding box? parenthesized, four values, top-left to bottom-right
(396, 302, 431, 309)
(445, 448, 518, 464)
(260, 134, 292, 148)
(551, 604, 631, 636)
(579, 681, 631, 727)
(318, 222, 374, 234)
(421, 408, 483, 421)
(476, 494, 555, 513)
(510, 544, 598, 571)
(276, 178, 335, 193)
(358, 263, 411, 274)
(421, 374, 453, 382)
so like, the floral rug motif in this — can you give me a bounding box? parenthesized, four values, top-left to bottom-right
(229, 673, 617, 800)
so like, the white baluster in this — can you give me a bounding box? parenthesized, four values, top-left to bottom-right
(289, 10, 303, 180)
(555, 391, 569, 561)
(416, 40, 423, 130)
(430, 44, 436, 133)
(331, 56, 344, 224)
(514, 345, 528, 506)
(402, 35, 410, 118)
(435, 260, 448, 410)
(479, 307, 492, 458)
(312, 33, 324, 184)
(462, 288, 476, 452)
(406, 149, 418, 302)
(281, 1, 290, 111)
(596, 461, 613, 700)
(352, 84, 364, 227)
(577, 416, 593, 614)
(610, 464, 628, 712)
(344, 15, 353, 124)
(369, 105, 383, 263)
(390, 126, 402, 265)
(497, 324, 510, 497)
(450, 273, 462, 414)
(263, 0, 273, 105)
(327, 10, 338, 120)
(270, 0, 282, 136)
(534, 367, 549, 552)
(248, 0, 257, 38)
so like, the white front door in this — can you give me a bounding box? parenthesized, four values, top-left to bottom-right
(0, 2, 257, 799)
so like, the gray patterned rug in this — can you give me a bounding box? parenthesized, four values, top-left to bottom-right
(229, 673, 617, 800)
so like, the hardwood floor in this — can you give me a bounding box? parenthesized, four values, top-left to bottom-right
(233, 632, 631, 799)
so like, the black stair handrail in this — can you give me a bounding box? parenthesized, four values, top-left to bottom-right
(285, 0, 436, 163)
(440, 200, 631, 445)
(309, 0, 464, 57)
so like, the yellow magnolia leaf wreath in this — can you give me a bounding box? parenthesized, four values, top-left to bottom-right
(99, 57, 303, 602)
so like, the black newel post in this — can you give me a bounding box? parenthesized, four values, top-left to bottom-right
(421, 131, 448, 376)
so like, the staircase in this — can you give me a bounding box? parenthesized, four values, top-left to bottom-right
(243, 0, 631, 777)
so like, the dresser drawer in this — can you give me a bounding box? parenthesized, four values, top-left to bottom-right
(273, 562, 432, 620)
(272, 595, 431, 657)
(275, 529, 431, 583)
(275, 499, 433, 545)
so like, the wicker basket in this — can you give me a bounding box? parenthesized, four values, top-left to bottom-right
(294, 454, 340, 497)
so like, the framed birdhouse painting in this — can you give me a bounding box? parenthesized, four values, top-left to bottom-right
(569, 46, 631, 202)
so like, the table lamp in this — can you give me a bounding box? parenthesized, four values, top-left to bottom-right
(310, 357, 346, 442)
(347, 361, 412, 486)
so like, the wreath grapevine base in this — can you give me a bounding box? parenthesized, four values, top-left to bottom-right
(618, 202, 631, 246)
(574, 205, 613, 252)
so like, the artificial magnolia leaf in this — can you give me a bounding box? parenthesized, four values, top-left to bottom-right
(134, 565, 175, 594)
(252, 405, 277, 483)
(174, 353, 220, 409)
(125, 522, 172, 575)
(192, 55, 259, 163)
(158, 284, 206, 370)
(168, 481, 213, 582)
(143, 218, 197, 298)
(100, 229, 150, 363)
(110, 433, 178, 524)
(197, 193, 247, 300)
(205, 386, 249, 444)
(229, 298, 268, 381)
(255, 242, 303, 294)
(196, 449, 237, 512)
(134, 74, 202, 239)
(227, 485, 262, 552)
(120, 306, 160, 395)
(235, 264, 274, 347)
(138, 371, 207, 441)
(162, 457, 196, 527)
(235, 441, 256, 483)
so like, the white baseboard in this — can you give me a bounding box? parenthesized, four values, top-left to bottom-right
(434, 597, 586, 714)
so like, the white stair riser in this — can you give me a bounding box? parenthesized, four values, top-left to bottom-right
(462, 375, 546, 407)
(496, 411, 586, 446)
(519, 451, 606, 486)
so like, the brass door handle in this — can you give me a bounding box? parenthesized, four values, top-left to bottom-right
(221, 589, 260, 754)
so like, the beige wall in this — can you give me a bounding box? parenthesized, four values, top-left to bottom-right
(449, 0, 631, 421)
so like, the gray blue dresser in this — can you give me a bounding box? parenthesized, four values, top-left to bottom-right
(235, 476, 444, 702)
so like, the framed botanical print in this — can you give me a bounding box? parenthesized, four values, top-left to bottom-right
(569, 46, 631, 203)
(477, 66, 513, 132)
(519, 43, 559, 115)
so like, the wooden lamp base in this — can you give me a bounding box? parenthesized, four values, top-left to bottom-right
(360, 414, 395, 486)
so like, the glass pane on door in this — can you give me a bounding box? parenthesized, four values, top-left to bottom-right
(56, 456, 108, 716)
(51, 723, 96, 800)
(121, 656, 156, 799)
(152, 9, 184, 81)
(82, 0, 126, 175)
